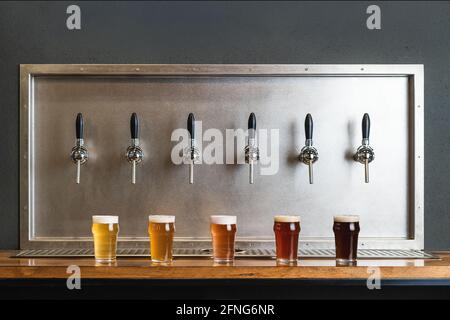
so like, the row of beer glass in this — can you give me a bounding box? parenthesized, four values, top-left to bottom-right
(92, 214, 360, 265)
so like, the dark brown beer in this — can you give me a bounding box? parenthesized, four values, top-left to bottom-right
(333, 215, 360, 264)
(273, 215, 300, 264)
(210, 215, 237, 263)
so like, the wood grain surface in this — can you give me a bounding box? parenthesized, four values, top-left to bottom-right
(0, 251, 449, 280)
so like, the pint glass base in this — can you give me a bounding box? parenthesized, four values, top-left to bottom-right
(95, 257, 116, 264)
(213, 257, 234, 264)
(276, 258, 298, 265)
(151, 258, 173, 264)
(336, 258, 357, 266)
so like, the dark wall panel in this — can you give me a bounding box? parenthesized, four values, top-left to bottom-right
(0, 1, 448, 249)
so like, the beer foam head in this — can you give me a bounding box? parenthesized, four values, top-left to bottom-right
(274, 215, 300, 223)
(334, 215, 360, 223)
(92, 215, 119, 224)
(210, 215, 237, 225)
(148, 215, 175, 223)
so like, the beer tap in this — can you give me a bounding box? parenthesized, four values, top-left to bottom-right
(184, 113, 200, 184)
(70, 113, 88, 184)
(245, 113, 259, 184)
(354, 113, 375, 183)
(126, 113, 143, 184)
(299, 113, 319, 184)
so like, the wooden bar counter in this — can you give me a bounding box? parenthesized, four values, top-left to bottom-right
(1, 251, 450, 281)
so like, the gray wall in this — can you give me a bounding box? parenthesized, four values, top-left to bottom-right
(0, 1, 448, 250)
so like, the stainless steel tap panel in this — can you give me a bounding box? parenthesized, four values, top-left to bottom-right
(20, 64, 424, 251)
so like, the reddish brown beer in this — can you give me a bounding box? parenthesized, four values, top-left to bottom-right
(333, 215, 360, 264)
(273, 215, 301, 264)
(210, 215, 237, 263)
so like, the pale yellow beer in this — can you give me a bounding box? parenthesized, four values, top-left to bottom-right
(148, 215, 175, 263)
(210, 215, 237, 263)
(91, 215, 119, 263)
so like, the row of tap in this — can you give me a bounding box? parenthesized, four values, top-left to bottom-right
(297, 112, 375, 184)
(70, 112, 374, 185)
(70, 112, 144, 184)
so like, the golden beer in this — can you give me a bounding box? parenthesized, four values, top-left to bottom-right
(210, 215, 237, 263)
(148, 215, 175, 263)
(91, 215, 119, 263)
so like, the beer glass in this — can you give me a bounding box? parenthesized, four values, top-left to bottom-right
(92, 215, 119, 263)
(210, 215, 237, 263)
(273, 215, 301, 264)
(148, 215, 175, 263)
(333, 215, 360, 264)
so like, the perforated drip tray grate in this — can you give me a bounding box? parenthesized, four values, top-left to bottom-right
(15, 248, 437, 259)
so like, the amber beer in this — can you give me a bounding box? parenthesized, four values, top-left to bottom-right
(210, 215, 237, 263)
(148, 215, 175, 263)
(273, 215, 301, 264)
(92, 215, 119, 263)
(333, 215, 360, 264)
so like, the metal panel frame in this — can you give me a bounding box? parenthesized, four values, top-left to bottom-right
(15, 248, 437, 260)
(19, 64, 424, 250)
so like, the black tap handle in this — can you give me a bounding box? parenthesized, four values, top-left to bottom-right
(305, 113, 313, 140)
(130, 113, 139, 139)
(187, 113, 195, 140)
(248, 112, 256, 130)
(248, 112, 256, 140)
(362, 113, 370, 140)
(76, 113, 83, 139)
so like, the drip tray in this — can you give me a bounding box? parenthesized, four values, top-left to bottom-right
(15, 248, 438, 259)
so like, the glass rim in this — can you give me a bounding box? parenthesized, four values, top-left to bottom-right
(148, 215, 175, 223)
(274, 215, 300, 223)
(210, 215, 237, 225)
(92, 215, 119, 224)
(333, 215, 360, 223)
